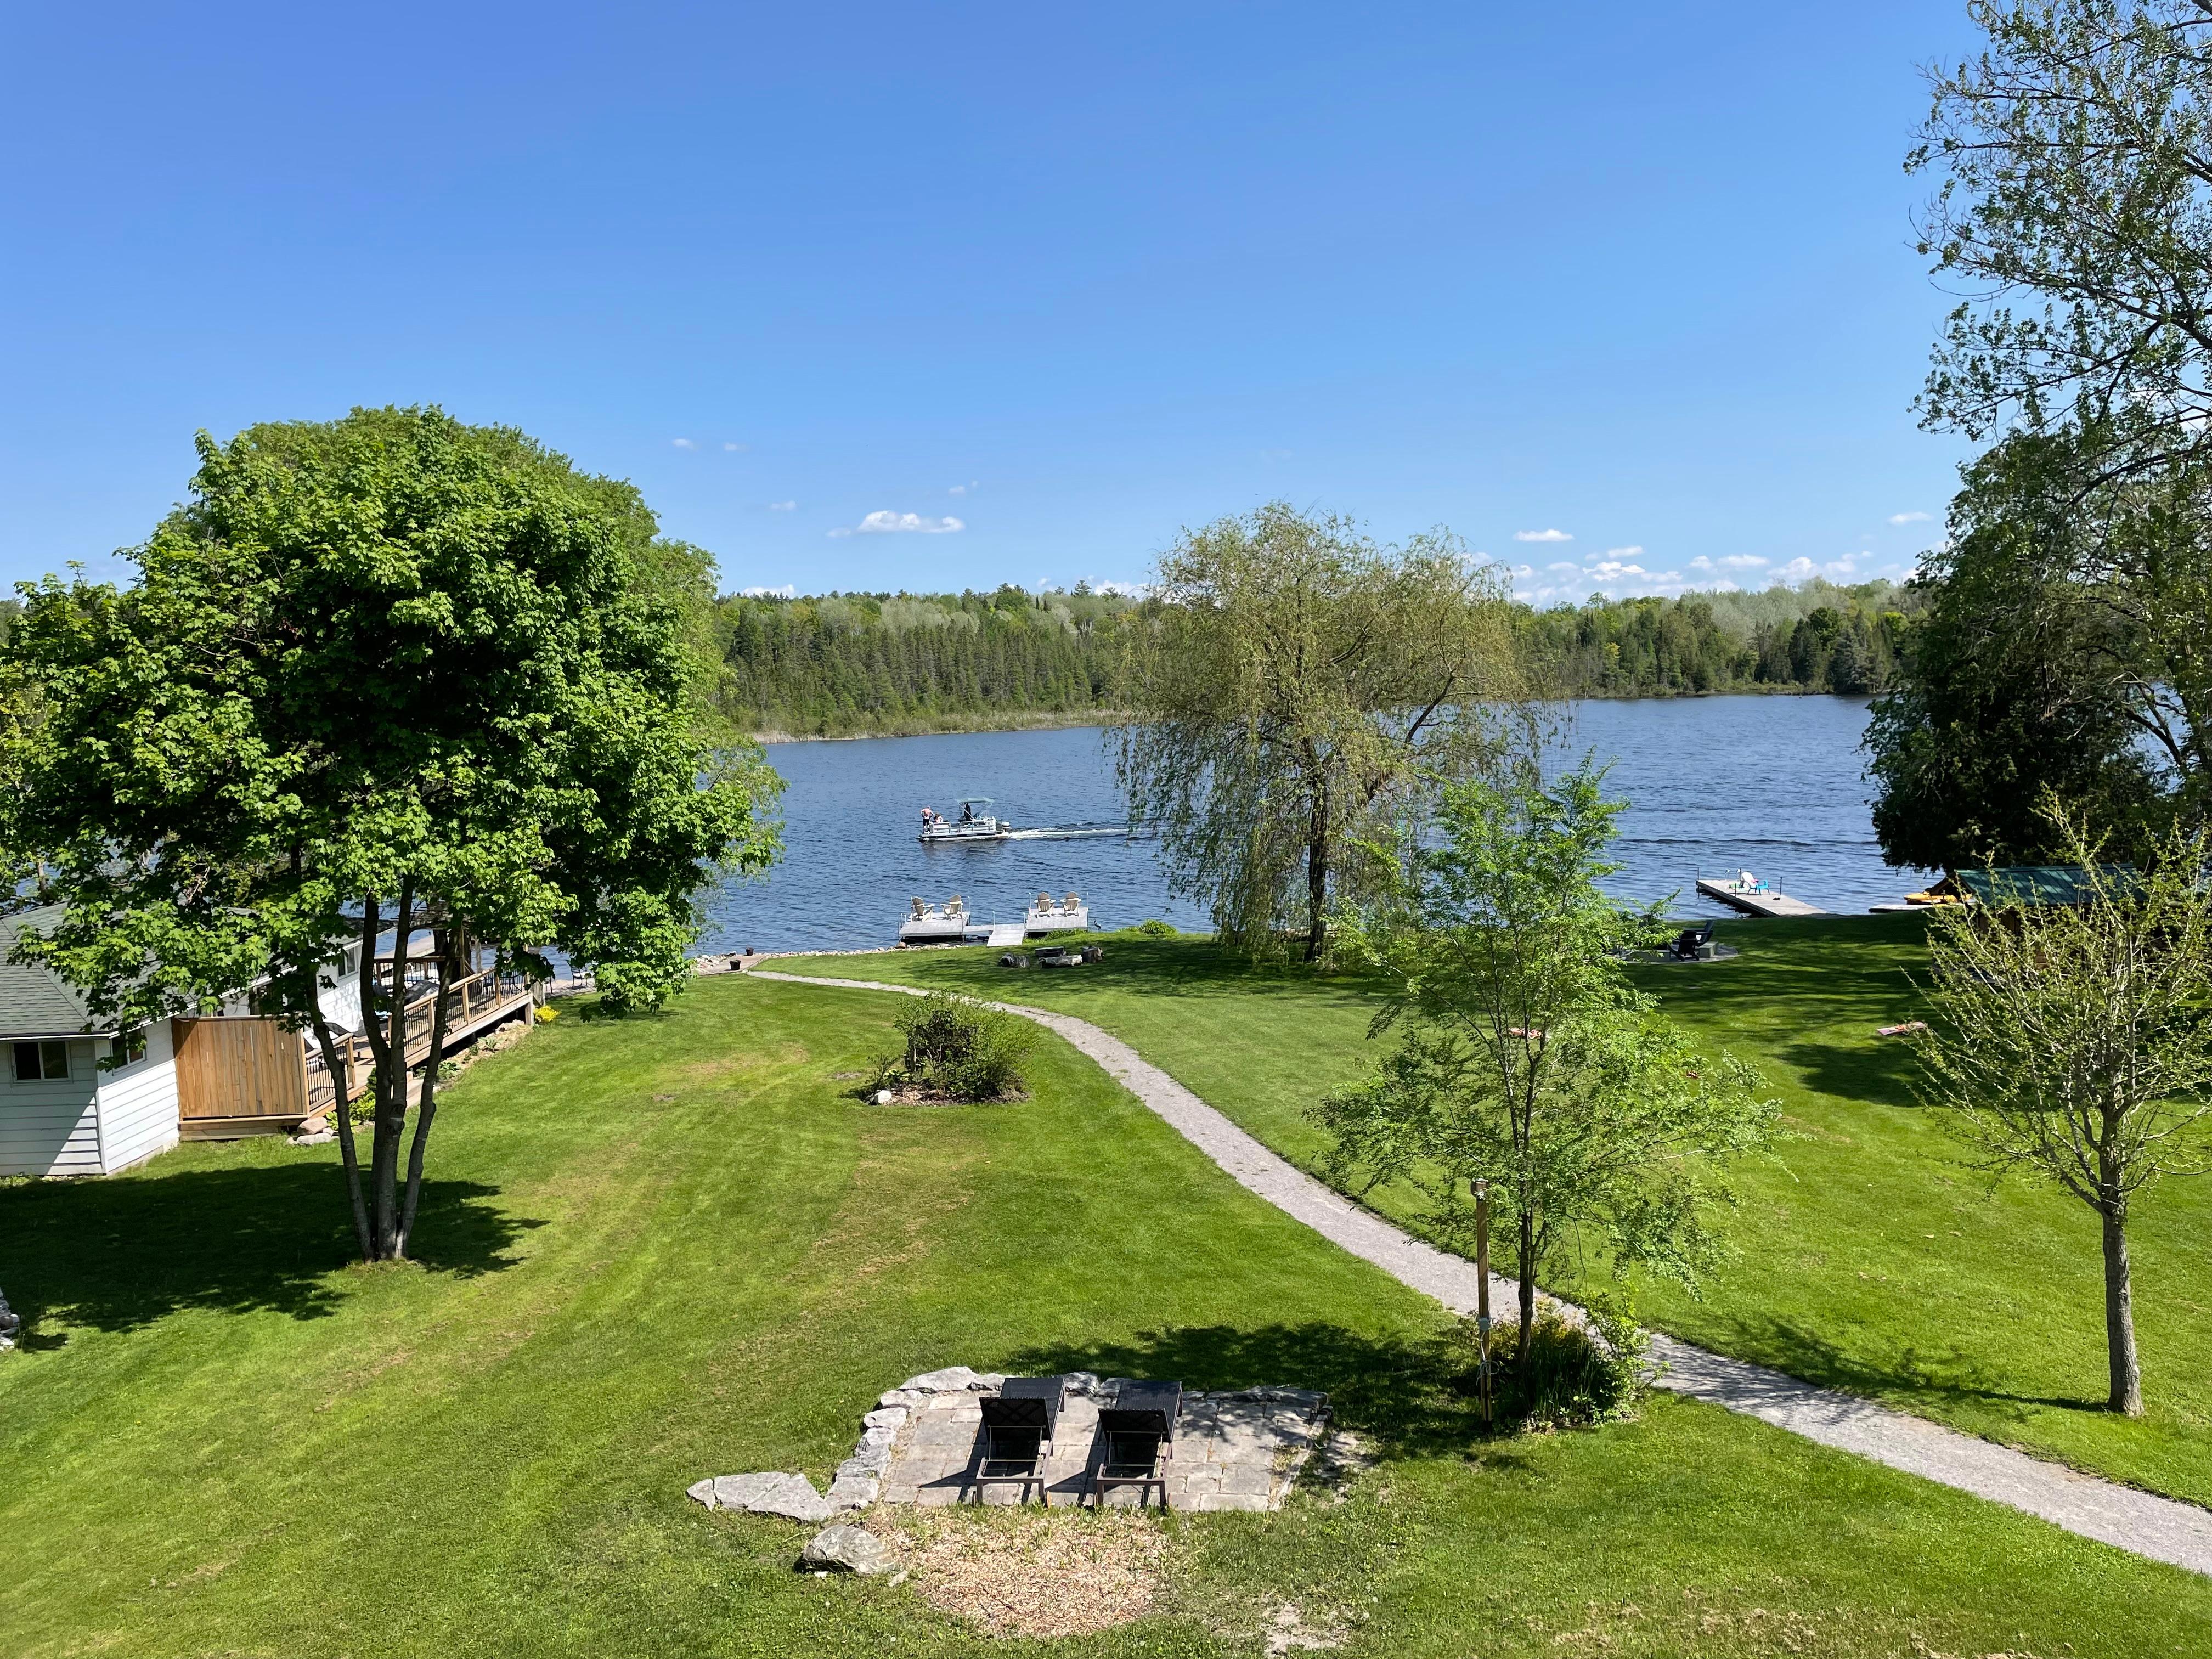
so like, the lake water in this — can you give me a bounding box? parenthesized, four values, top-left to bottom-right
(696, 697, 1921, 955)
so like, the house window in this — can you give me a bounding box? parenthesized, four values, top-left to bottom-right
(111, 1028, 147, 1066)
(12, 1040, 70, 1081)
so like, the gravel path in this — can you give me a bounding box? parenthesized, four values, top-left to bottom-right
(751, 968, 2212, 1577)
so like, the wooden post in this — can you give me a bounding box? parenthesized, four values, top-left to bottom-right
(1474, 1178, 1493, 1430)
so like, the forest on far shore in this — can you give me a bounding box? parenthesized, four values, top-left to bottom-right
(709, 577, 1917, 738)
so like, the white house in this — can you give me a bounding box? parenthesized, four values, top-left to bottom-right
(0, 910, 537, 1175)
(0, 906, 180, 1177)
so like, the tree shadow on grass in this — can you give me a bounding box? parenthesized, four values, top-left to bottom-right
(1774, 1037, 1925, 1110)
(1701, 1312, 2102, 1416)
(1002, 1321, 1504, 1460)
(0, 1160, 539, 1345)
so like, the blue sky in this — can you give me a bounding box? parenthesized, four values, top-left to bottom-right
(3, 3, 1982, 606)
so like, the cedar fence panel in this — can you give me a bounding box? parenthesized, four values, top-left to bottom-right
(172, 1017, 309, 1122)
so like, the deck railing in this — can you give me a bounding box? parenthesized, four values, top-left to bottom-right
(303, 968, 535, 1113)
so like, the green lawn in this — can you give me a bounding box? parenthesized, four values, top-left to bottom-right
(772, 917, 2212, 1510)
(4, 972, 2208, 1655)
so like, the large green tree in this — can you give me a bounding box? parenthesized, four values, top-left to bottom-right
(1113, 503, 1526, 960)
(1313, 764, 1776, 1346)
(1914, 0, 2212, 450)
(1866, 426, 2174, 870)
(1897, 3, 2212, 856)
(1, 407, 781, 1261)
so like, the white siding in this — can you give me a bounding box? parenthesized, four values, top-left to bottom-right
(0, 1039, 100, 1177)
(94, 1023, 179, 1174)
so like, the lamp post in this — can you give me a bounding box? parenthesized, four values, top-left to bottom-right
(1473, 1177, 1492, 1429)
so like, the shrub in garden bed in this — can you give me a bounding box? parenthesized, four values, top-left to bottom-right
(1471, 1296, 1651, 1431)
(873, 994, 1034, 1102)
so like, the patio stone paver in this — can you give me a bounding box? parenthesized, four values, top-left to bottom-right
(871, 1373, 1330, 1511)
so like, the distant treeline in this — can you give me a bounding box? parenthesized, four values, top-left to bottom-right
(1522, 579, 1919, 698)
(712, 584, 1138, 737)
(708, 578, 1921, 737)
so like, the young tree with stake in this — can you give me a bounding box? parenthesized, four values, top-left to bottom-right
(1313, 763, 1776, 1348)
(1916, 808, 2212, 1415)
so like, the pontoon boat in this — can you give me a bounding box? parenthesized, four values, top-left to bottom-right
(918, 798, 1013, 843)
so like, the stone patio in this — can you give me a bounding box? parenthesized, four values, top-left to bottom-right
(864, 1367, 1330, 1513)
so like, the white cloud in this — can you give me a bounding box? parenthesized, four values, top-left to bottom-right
(1514, 528, 1573, 543)
(672, 438, 697, 450)
(949, 481, 978, 495)
(1546, 561, 1580, 573)
(1588, 559, 1647, 579)
(740, 584, 795, 598)
(1092, 579, 1150, 597)
(827, 510, 967, 538)
(1513, 564, 1536, 579)
(767, 500, 798, 512)
(1888, 510, 1931, 525)
(1779, 557, 1820, 581)
(725, 442, 748, 453)
(1716, 555, 1768, 569)
(1604, 545, 1644, 559)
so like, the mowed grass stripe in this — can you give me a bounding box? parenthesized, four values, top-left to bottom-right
(0, 973, 2205, 1657)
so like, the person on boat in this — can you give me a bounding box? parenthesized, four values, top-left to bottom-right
(960, 801, 973, 824)
(920, 806, 938, 829)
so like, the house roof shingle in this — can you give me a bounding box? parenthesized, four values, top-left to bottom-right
(0, 906, 101, 1038)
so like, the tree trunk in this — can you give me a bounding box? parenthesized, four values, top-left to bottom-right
(1304, 780, 1329, 961)
(370, 880, 414, 1261)
(309, 982, 372, 1265)
(1517, 1209, 1537, 1352)
(2101, 1200, 2144, 1417)
(394, 929, 456, 1260)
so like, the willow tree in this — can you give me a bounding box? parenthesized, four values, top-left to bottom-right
(1114, 504, 1525, 959)
(1, 406, 782, 1262)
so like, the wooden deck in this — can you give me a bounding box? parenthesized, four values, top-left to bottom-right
(303, 968, 538, 1116)
(1695, 878, 1826, 918)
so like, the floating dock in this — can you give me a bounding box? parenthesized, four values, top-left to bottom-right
(1696, 878, 1826, 918)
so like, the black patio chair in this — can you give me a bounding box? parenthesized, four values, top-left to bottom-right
(967, 1375, 1066, 1505)
(1668, 922, 1716, 961)
(1087, 1380, 1182, 1509)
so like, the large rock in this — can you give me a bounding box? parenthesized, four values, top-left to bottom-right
(825, 1471, 880, 1511)
(861, 1406, 909, 1431)
(800, 1523, 896, 1576)
(696, 1471, 835, 1523)
(0, 1285, 17, 1351)
(901, 1366, 984, 1393)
